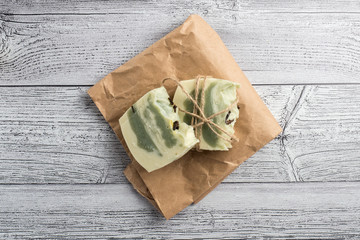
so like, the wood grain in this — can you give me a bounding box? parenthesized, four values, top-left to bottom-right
(0, 182, 359, 239)
(284, 86, 360, 181)
(2, 0, 360, 14)
(1, 85, 359, 184)
(1, 1, 359, 85)
(1, 1, 359, 238)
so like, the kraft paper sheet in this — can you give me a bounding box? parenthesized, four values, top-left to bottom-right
(88, 14, 282, 219)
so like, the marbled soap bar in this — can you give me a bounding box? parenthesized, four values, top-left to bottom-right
(173, 78, 240, 151)
(119, 87, 198, 172)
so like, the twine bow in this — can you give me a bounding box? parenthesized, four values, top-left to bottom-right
(162, 76, 239, 151)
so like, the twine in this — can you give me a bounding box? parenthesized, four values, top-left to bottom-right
(162, 76, 239, 150)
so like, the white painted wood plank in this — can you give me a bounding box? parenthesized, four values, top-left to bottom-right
(0, 182, 359, 239)
(0, 85, 359, 184)
(0, 87, 126, 183)
(1, 0, 360, 14)
(1, 2, 359, 85)
(283, 85, 360, 181)
(0, 86, 288, 183)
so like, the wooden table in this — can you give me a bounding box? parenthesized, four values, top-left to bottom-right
(1, 1, 359, 239)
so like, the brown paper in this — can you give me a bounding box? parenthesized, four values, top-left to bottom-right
(88, 14, 282, 219)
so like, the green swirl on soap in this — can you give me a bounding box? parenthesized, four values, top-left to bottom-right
(202, 82, 220, 147)
(146, 101, 177, 148)
(183, 83, 219, 147)
(183, 89, 201, 125)
(127, 109, 162, 156)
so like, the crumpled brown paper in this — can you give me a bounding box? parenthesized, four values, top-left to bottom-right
(88, 14, 282, 219)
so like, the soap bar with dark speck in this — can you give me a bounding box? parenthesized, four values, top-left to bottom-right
(173, 78, 240, 151)
(120, 87, 198, 172)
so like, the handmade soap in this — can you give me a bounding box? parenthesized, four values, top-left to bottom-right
(119, 87, 198, 172)
(173, 78, 240, 151)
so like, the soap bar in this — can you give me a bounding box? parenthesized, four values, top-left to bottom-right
(119, 87, 199, 172)
(173, 78, 240, 151)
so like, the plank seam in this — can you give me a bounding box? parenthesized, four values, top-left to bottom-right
(0, 180, 360, 186)
(1, 12, 360, 16)
(0, 83, 360, 88)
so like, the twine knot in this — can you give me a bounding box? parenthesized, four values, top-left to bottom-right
(162, 76, 239, 151)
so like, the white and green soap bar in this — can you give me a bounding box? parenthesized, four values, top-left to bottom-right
(119, 87, 198, 172)
(173, 78, 240, 151)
